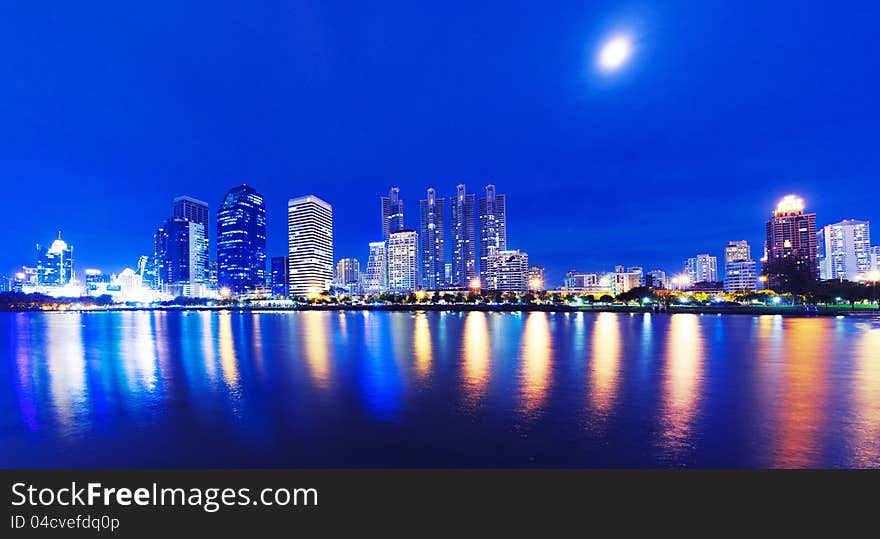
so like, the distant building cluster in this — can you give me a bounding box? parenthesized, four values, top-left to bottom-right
(3, 191, 878, 300)
(332, 184, 535, 296)
(561, 195, 879, 297)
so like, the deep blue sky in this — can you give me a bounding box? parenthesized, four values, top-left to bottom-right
(2, 1, 878, 285)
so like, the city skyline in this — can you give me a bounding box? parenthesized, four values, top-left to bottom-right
(2, 2, 878, 285)
(5, 185, 880, 292)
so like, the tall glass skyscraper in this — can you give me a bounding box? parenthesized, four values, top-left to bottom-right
(270, 256, 289, 297)
(288, 195, 334, 297)
(160, 217, 206, 295)
(478, 184, 507, 283)
(336, 258, 362, 293)
(451, 184, 476, 287)
(173, 196, 210, 282)
(419, 188, 446, 290)
(216, 184, 267, 295)
(151, 225, 168, 290)
(381, 187, 404, 241)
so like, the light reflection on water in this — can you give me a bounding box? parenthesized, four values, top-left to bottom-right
(590, 312, 621, 417)
(660, 313, 704, 459)
(519, 312, 551, 418)
(413, 313, 432, 378)
(853, 326, 880, 466)
(774, 318, 829, 468)
(462, 312, 490, 405)
(302, 311, 330, 390)
(1, 310, 879, 469)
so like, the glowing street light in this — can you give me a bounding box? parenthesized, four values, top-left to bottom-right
(219, 287, 231, 299)
(470, 278, 481, 292)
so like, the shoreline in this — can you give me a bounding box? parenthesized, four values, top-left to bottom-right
(4, 303, 877, 317)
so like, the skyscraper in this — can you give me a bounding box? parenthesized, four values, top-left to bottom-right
(685, 254, 718, 284)
(387, 230, 419, 293)
(724, 240, 757, 292)
(817, 219, 871, 281)
(763, 195, 818, 292)
(160, 217, 206, 296)
(270, 256, 289, 297)
(216, 184, 267, 295)
(364, 241, 388, 294)
(151, 225, 167, 289)
(173, 196, 210, 282)
(478, 184, 507, 283)
(336, 258, 362, 293)
(484, 249, 528, 293)
(36, 232, 74, 286)
(381, 187, 404, 241)
(288, 195, 334, 297)
(419, 188, 446, 290)
(174, 196, 209, 225)
(451, 184, 476, 287)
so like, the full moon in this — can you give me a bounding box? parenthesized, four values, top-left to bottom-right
(598, 35, 633, 72)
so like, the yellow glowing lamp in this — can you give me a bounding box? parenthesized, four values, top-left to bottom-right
(470, 278, 481, 290)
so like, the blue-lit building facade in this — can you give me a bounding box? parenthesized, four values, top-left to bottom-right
(270, 256, 289, 297)
(36, 232, 74, 286)
(381, 187, 405, 241)
(419, 188, 446, 290)
(478, 184, 507, 284)
(157, 217, 206, 296)
(451, 184, 477, 287)
(216, 185, 267, 295)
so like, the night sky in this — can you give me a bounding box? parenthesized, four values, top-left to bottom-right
(2, 1, 878, 285)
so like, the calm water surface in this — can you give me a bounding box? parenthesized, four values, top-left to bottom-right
(1, 310, 879, 468)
